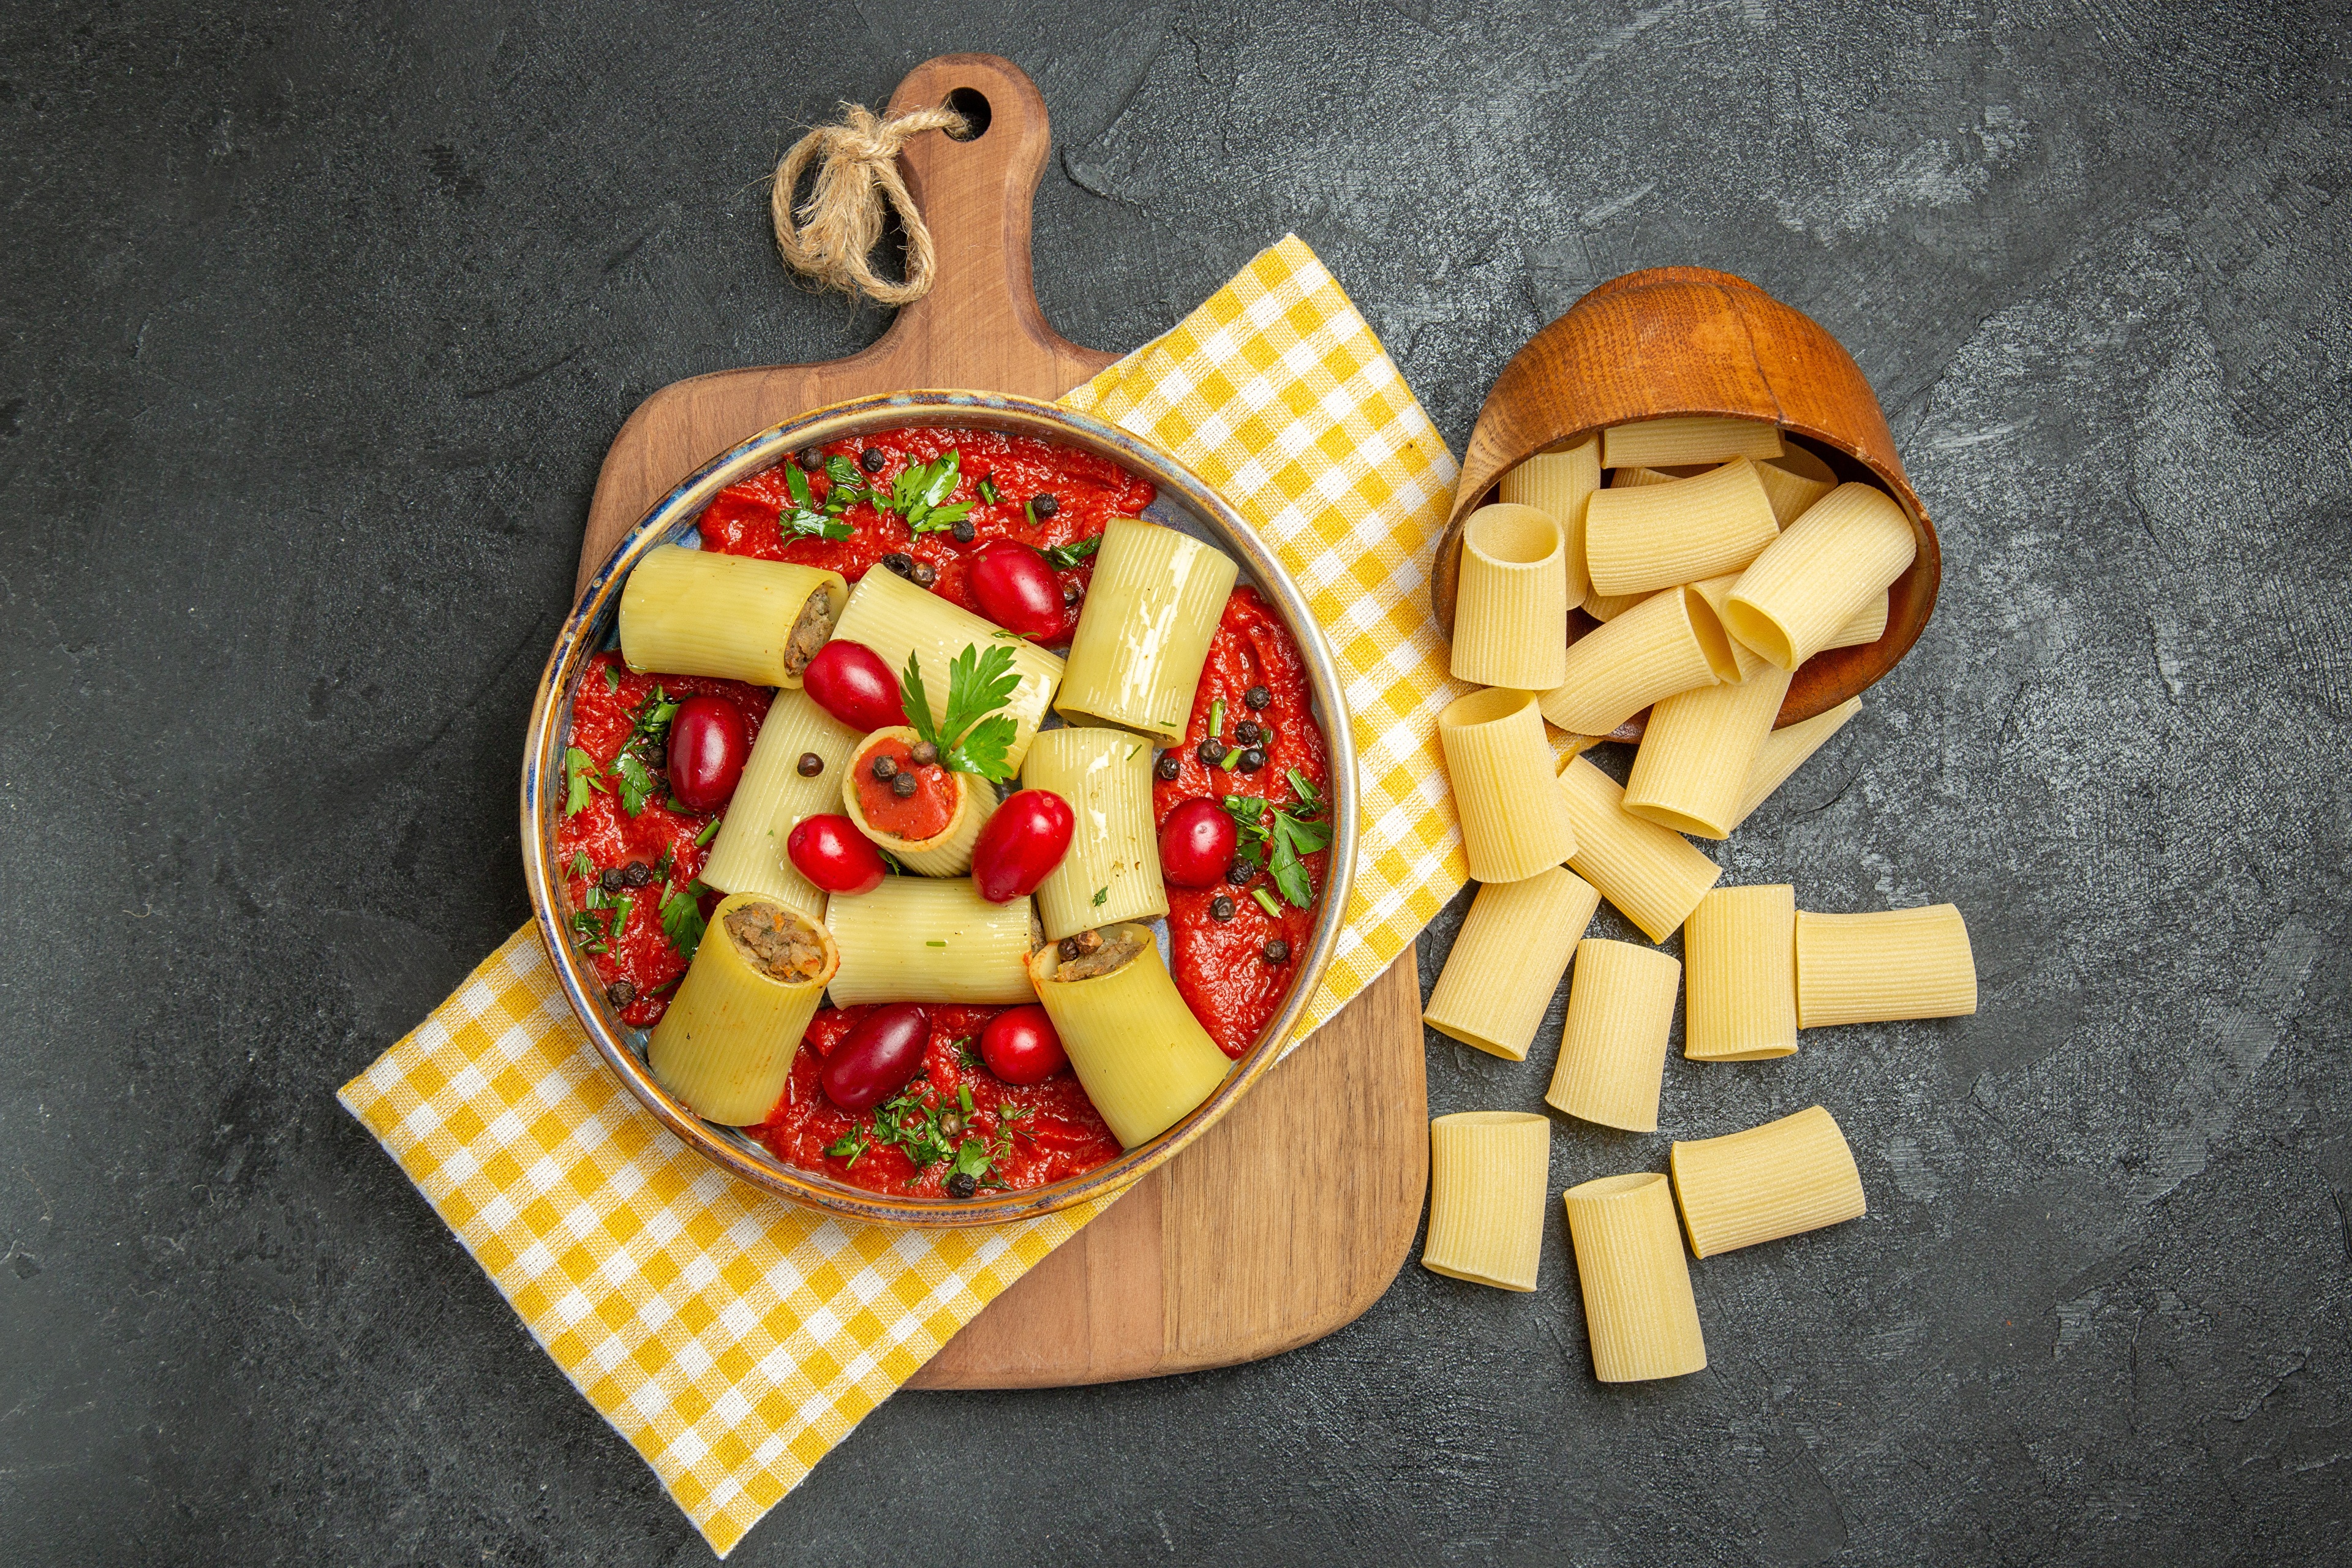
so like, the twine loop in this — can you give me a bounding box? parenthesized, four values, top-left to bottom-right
(770, 102, 968, 307)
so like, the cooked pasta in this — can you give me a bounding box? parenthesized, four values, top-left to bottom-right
(1601, 415, 1783, 470)
(1499, 436, 1599, 609)
(1555, 753, 1723, 941)
(1670, 1104, 1866, 1257)
(1422, 868, 1602, 1060)
(1584, 458, 1780, 597)
(1562, 1173, 1708, 1382)
(838, 728, 997, 877)
(823, 877, 1038, 1005)
(1544, 938, 1682, 1133)
(1581, 589, 1654, 622)
(1724, 482, 1917, 671)
(1537, 586, 1740, 737)
(1438, 688, 1580, 883)
(1795, 905, 1978, 1027)
(1028, 925, 1232, 1148)
(1683, 884, 1798, 1061)
(698, 688, 864, 916)
(1621, 665, 1795, 840)
(1754, 454, 1837, 527)
(1422, 1112, 1551, 1292)
(832, 567, 1065, 772)
(1450, 503, 1570, 690)
(1725, 695, 1862, 832)
(1020, 725, 1166, 941)
(618, 545, 846, 689)
(647, 894, 837, 1125)
(1055, 517, 1240, 741)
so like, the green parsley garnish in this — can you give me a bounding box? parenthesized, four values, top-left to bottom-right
(976, 477, 1000, 506)
(1253, 887, 1283, 919)
(1091, 886, 1109, 907)
(900, 643, 1022, 782)
(824, 1125, 870, 1167)
(658, 880, 707, 959)
(1208, 696, 1226, 739)
(563, 747, 607, 816)
(886, 450, 972, 534)
(925, 939, 946, 948)
(693, 816, 721, 848)
(1042, 533, 1100, 570)
(568, 850, 595, 880)
(601, 665, 620, 692)
(612, 753, 661, 816)
(780, 462, 853, 541)
(1219, 792, 1329, 909)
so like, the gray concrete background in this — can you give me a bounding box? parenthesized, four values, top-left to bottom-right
(2, 2, 2346, 1562)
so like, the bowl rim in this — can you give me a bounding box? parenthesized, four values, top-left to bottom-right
(519, 388, 1359, 1228)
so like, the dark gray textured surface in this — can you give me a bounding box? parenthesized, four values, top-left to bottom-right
(2, 1, 2346, 1561)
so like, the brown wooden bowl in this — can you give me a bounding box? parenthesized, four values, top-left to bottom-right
(1431, 266, 1939, 741)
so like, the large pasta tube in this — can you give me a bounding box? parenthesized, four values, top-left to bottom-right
(1687, 574, 1770, 682)
(1562, 1174, 1708, 1382)
(617, 545, 845, 689)
(1438, 689, 1579, 884)
(1450, 504, 1569, 690)
(1607, 464, 1708, 489)
(1823, 593, 1888, 650)
(823, 877, 1038, 1005)
(1555, 755, 1722, 942)
(1725, 482, 1917, 671)
(1537, 586, 1740, 737)
(1055, 518, 1240, 741)
(1498, 437, 1598, 609)
(1422, 868, 1601, 1061)
(1583, 458, 1780, 597)
(699, 688, 864, 916)
(839, 728, 997, 877)
(1683, 884, 1797, 1061)
(1580, 589, 1654, 622)
(1422, 1112, 1551, 1292)
(1670, 1105, 1866, 1257)
(1028, 926, 1232, 1148)
(1021, 725, 1166, 941)
(1544, 939, 1681, 1133)
(1795, 905, 1977, 1027)
(1621, 665, 1795, 840)
(832, 567, 1065, 773)
(1725, 696, 1861, 833)
(647, 894, 837, 1125)
(1601, 415, 1782, 469)
(1754, 454, 1836, 527)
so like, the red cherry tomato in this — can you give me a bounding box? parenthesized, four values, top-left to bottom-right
(1158, 796, 1236, 888)
(970, 789, 1075, 902)
(821, 1004, 929, 1111)
(802, 639, 907, 731)
(665, 695, 749, 812)
(786, 814, 888, 895)
(980, 1005, 1067, 1085)
(968, 542, 1065, 641)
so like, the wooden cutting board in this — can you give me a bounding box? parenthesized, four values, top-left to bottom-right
(573, 53, 1429, 1387)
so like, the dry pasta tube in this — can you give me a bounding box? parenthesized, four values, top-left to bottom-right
(1622, 665, 1795, 840)
(647, 894, 837, 1125)
(1451, 504, 1570, 690)
(1563, 1174, 1708, 1383)
(824, 878, 1038, 1005)
(1438, 689, 1578, 883)
(1584, 458, 1780, 597)
(1823, 592, 1888, 650)
(1022, 724, 1166, 942)
(834, 566, 1064, 773)
(839, 728, 997, 877)
(1754, 456, 1836, 527)
(1544, 938, 1681, 1133)
(1422, 868, 1601, 1060)
(1683, 884, 1797, 1061)
(618, 545, 846, 689)
(1538, 587, 1740, 737)
(1056, 517, 1240, 741)
(1581, 589, 1654, 622)
(1608, 464, 1711, 488)
(1670, 1105, 1865, 1257)
(1499, 437, 1598, 609)
(1422, 1112, 1551, 1291)
(1725, 696, 1862, 833)
(1796, 905, 1977, 1027)
(1769, 442, 1836, 483)
(699, 688, 864, 917)
(1725, 482, 1917, 670)
(1556, 754, 1722, 941)
(1029, 925, 1232, 1148)
(1603, 415, 1782, 469)
(1687, 574, 1770, 681)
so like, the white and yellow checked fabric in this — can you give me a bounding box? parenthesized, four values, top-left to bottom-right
(339, 235, 1470, 1557)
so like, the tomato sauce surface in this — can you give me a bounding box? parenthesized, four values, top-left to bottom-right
(853, 737, 957, 842)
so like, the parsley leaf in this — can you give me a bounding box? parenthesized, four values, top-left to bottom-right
(824, 454, 864, 491)
(601, 665, 620, 692)
(1222, 794, 1271, 871)
(778, 464, 853, 540)
(1267, 812, 1331, 908)
(1042, 534, 1101, 570)
(901, 643, 1023, 781)
(612, 751, 661, 816)
(659, 881, 707, 958)
(950, 1139, 993, 1182)
(568, 850, 595, 880)
(882, 450, 970, 533)
(564, 747, 607, 816)
(1091, 885, 1109, 907)
(825, 1125, 870, 1166)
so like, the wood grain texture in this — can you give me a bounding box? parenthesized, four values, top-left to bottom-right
(1430, 267, 1940, 742)
(572, 53, 1428, 1389)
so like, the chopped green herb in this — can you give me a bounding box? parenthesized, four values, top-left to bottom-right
(1091, 885, 1109, 907)
(952, 1036, 984, 1072)
(693, 816, 721, 848)
(1041, 533, 1101, 570)
(884, 450, 971, 534)
(601, 665, 620, 692)
(1208, 696, 1226, 739)
(1221, 747, 1244, 771)
(1287, 770, 1321, 807)
(612, 751, 661, 816)
(1253, 887, 1283, 919)
(925, 939, 946, 948)
(976, 477, 1000, 505)
(825, 1125, 871, 1167)
(658, 881, 707, 959)
(1267, 810, 1332, 908)
(957, 1084, 976, 1117)
(606, 894, 634, 941)
(568, 850, 595, 880)
(1023, 499, 1038, 528)
(824, 454, 864, 491)
(563, 747, 608, 816)
(900, 643, 1022, 781)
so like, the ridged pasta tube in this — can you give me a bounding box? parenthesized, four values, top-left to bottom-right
(1795, 905, 1977, 1027)
(1602, 415, 1783, 470)
(1450, 504, 1569, 690)
(824, 878, 1038, 1005)
(1438, 689, 1578, 884)
(1583, 458, 1780, 597)
(1055, 517, 1240, 741)
(1622, 665, 1795, 840)
(837, 728, 997, 878)
(1670, 1105, 1866, 1257)
(1538, 586, 1740, 737)
(617, 545, 846, 689)
(1020, 725, 1166, 942)
(1498, 437, 1598, 609)
(832, 567, 1064, 773)
(699, 688, 864, 917)
(1683, 884, 1798, 1061)
(1725, 482, 1917, 670)
(1028, 926, 1232, 1148)
(647, 893, 837, 1125)
(1725, 696, 1862, 833)
(1563, 1173, 1708, 1382)
(1544, 939, 1682, 1133)
(1422, 868, 1602, 1060)
(1581, 589, 1654, 622)
(1754, 453, 1836, 526)
(1555, 755, 1722, 941)
(1422, 1112, 1551, 1292)
(1823, 593, 1888, 650)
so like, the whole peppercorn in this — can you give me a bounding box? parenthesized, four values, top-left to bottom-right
(1234, 720, 1264, 747)
(1225, 862, 1254, 886)
(1061, 580, 1083, 607)
(1154, 753, 1181, 783)
(796, 752, 825, 778)
(599, 867, 625, 892)
(797, 447, 824, 472)
(871, 754, 900, 781)
(1210, 895, 1235, 922)
(881, 552, 914, 577)
(946, 1171, 978, 1199)
(860, 447, 886, 473)
(891, 772, 919, 799)
(1237, 747, 1267, 773)
(1262, 938, 1292, 964)
(1243, 685, 1272, 710)
(1031, 493, 1060, 518)
(951, 518, 976, 544)
(911, 561, 938, 587)
(620, 862, 654, 889)
(1196, 739, 1224, 767)
(908, 740, 940, 766)
(605, 979, 638, 1006)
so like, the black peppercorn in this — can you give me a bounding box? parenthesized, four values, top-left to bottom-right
(1262, 938, 1291, 963)
(1210, 895, 1235, 922)
(797, 752, 825, 777)
(891, 772, 918, 799)
(599, 867, 625, 893)
(605, 979, 637, 1006)
(871, 754, 899, 781)
(620, 861, 654, 889)
(1226, 862, 1254, 886)
(951, 518, 976, 544)
(1196, 739, 1226, 767)
(911, 561, 938, 587)
(881, 552, 913, 577)
(1031, 492, 1060, 518)
(860, 446, 885, 473)
(1237, 747, 1267, 773)
(1243, 684, 1272, 710)
(797, 447, 824, 472)
(1058, 930, 1103, 962)
(1061, 580, 1082, 607)
(946, 1170, 978, 1199)
(1154, 753, 1181, 782)
(1234, 720, 1264, 746)
(908, 740, 940, 766)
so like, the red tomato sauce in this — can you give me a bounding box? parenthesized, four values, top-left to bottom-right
(756, 1005, 1122, 1196)
(1153, 587, 1331, 1057)
(555, 652, 772, 1028)
(852, 737, 957, 842)
(696, 426, 1157, 644)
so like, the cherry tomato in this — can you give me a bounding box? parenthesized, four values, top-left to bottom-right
(822, 1004, 929, 1111)
(970, 789, 1075, 902)
(968, 542, 1065, 641)
(1158, 796, 1236, 888)
(802, 639, 907, 731)
(980, 1005, 1067, 1085)
(786, 814, 888, 895)
(665, 695, 749, 812)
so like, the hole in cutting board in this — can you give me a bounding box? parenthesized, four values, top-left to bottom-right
(943, 87, 991, 140)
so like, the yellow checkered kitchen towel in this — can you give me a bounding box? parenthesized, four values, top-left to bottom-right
(338, 234, 1472, 1556)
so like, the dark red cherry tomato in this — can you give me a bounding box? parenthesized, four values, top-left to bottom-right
(968, 542, 1065, 641)
(802, 639, 907, 731)
(1158, 796, 1237, 888)
(970, 789, 1075, 902)
(786, 814, 888, 895)
(821, 1004, 929, 1111)
(980, 1005, 1067, 1085)
(665, 695, 749, 812)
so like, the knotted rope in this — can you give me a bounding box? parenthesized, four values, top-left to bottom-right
(770, 102, 969, 306)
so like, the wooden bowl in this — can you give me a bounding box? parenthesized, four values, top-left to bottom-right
(1431, 266, 1940, 741)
